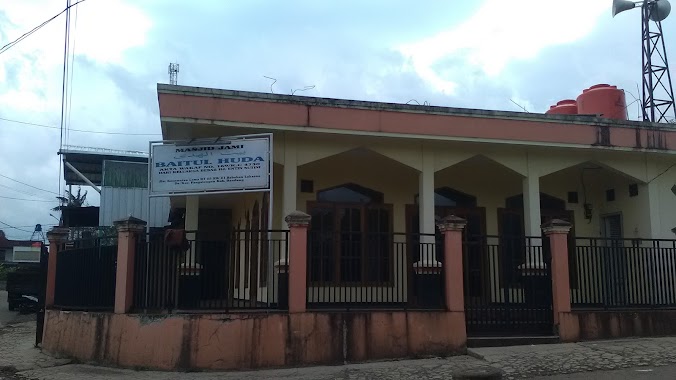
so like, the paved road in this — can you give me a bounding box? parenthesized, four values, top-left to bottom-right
(0, 290, 34, 328)
(533, 364, 676, 379)
(0, 290, 14, 327)
(471, 336, 676, 378)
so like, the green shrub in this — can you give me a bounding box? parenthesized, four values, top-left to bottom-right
(0, 263, 15, 281)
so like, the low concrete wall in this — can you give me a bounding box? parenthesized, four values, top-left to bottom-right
(42, 310, 466, 371)
(559, 310, 676, 342)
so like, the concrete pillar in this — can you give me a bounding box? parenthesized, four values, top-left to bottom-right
(645, 182, 662, 239)
(523, 175, 542, 237)
(45, 227, 69, 308)
(542, 219, 573, 328)
(113, 216, 147, 314)
(285, 211, 311, 313)
(184, 195, 199, 268)
(522, 175, 544, 269)
(415, 146, 438, 265)
(185, 195, 199, 235)
(418, 147, 436, 240)
(412, 147, 442, 307)
(437, 215, 467, 312)
(282, 135, 298, 228)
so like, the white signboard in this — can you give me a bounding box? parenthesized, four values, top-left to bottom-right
(149, 134, 272, 196)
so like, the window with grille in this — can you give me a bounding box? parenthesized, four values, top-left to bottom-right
(307, 183, 392, 284)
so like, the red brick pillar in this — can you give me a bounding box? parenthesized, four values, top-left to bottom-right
(542, 219, 572, 328)
(285, 211, 311, 314)
(45, 227, 69, 308)
(437, 215, 467, 312)
(113, 216, 147, 314)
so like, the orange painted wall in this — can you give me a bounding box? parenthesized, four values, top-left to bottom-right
(42, 310, 466, 371)
(558, 310, 676, 342)
(158, 93, 676, 151)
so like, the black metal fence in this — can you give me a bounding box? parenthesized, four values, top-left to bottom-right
(464, 235, 553, 336)
(53, 237, 117, 311)
(133, 230, 288, 312)
(305, 232, 444, 310)
(572, 238, 676, 309)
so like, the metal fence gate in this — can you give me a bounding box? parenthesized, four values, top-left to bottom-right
(464, 236, 554, 336)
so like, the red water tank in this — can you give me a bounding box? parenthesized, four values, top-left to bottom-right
(576, 84, 627, 120)
(545, 99, 578, 115)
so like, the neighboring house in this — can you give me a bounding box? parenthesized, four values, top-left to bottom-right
(58, 146, 171, 237)
(0, 230, 40, 265)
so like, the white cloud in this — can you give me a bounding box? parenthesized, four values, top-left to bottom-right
(398, 0, 611, 94)
(0, 0, 153, 239)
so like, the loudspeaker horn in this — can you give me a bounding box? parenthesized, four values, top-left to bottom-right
(612, 0, 637, 17)
(650, 0, 672, 21)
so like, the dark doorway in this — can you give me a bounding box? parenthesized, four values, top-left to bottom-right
(601, 214, 627, 306)
(406, 187, 487, 297)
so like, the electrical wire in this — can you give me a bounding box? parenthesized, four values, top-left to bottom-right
(0, 174, 59, 195)
(0, 117, 161, 135)
(0, 220, 32, 233)
(66, 2, 79, 147)
(3, 224, 57, 229)
(647, 162, 676, 183)
(0, 0, 88, 55)
(0, 183, 53, 201)
(58, 0, 73, 200)
(0, 195, 56, 202)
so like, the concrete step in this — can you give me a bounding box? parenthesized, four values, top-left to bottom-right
(467, 335, 560, 348)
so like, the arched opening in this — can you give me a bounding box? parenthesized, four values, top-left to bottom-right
(307, 183, 392, 285)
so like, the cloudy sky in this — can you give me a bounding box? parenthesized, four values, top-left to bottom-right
(0, 0, 669, 239)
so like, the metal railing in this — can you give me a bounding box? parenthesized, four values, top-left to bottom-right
(572, 237, 676, 309)
(133, 230, 288, 312)
(53, 237, 117, 311)
(305, 231, 443, 310)
(463, 235, 553, 336)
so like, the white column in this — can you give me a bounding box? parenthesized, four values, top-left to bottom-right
(278, 135, 297, 271)
(417, 147, 437, 266)
(185, 195, 200, 233)
(644, 160, 663, 239)
(282, 136, 298, 227)
(184, 195, 199, 268)
(522, 175, 544, 270)
(646, 182, 662, 239)
(522, 175, 541, 238)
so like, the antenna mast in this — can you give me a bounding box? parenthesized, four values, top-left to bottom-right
(641, 0, 676, 122)
(168, 62, 179, 85)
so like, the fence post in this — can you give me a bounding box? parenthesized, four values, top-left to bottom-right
(285, 211, 311, 313)
(542, 219, 572, 329)
(113, 216, 147, 314)
(45, 227, 69, 308)
(437, 215, 467, 312)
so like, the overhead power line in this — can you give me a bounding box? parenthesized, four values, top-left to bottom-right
(0, 195, 56, 202)
(0, 0, 88, 55)
(0, 117, 161, 136)
(0, 174, 59, 195)
(0, 219, 32, 234)
(0, 183, 53, 201)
